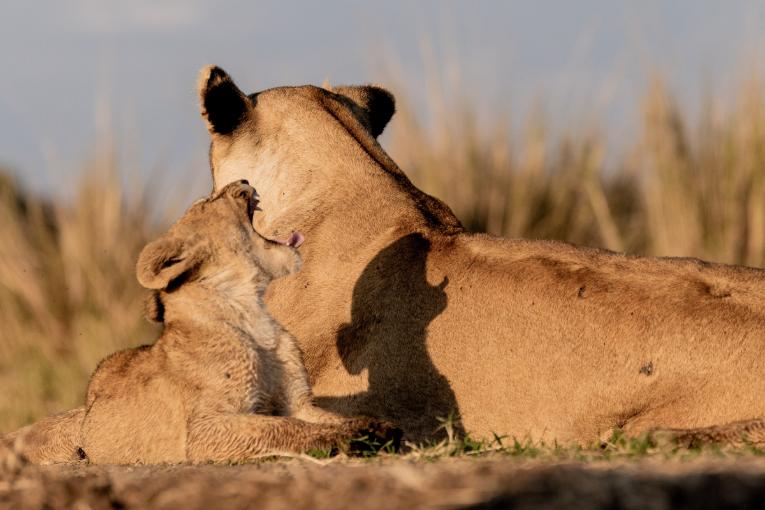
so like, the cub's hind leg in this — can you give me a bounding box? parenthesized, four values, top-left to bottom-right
(2, 407, 86, 464)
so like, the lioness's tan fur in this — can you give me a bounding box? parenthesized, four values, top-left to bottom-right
(4, 181, 393, 464)
(200, 65, 765, 445)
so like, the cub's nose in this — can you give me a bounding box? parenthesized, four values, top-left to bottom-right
(235, 179, 257, 200)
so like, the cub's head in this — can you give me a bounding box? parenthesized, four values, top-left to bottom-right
(136, 180, 303, 301)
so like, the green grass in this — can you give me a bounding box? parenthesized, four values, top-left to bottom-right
(310, 417, 765, 463)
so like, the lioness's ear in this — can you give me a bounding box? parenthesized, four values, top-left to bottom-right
(198, 65, 250, 135)
(136, 236, 206, 290)
(334, 85, 395, 137)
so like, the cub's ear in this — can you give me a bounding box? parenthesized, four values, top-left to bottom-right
(198, 65, 250, 135)
(136, 235, 207, 290)
(334, 85, 395, 137)
(143, 291, 164, 323)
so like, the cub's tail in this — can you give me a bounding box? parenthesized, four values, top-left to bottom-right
(1, 406, 86, 464)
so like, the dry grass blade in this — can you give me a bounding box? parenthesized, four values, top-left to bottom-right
(0, 149, 163, 431)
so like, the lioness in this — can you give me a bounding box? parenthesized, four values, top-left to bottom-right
(198, 65, 765, 446)
(4, 181, 395, 464)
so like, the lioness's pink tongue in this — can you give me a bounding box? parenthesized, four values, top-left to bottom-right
(287, 231, 305, 248)
(276, 231, 304, 248)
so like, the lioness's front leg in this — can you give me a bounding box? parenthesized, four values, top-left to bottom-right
(649, 418, 765, 448)
(185, 413, 379, 462)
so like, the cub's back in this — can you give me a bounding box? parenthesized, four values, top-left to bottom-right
(85, 345, 155, 406)
(82, 344, 188, 463)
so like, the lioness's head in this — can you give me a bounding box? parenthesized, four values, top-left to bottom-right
(197, 65, 400, 237)
(136, 181, 302, 311)
(199, 66, 395, 186)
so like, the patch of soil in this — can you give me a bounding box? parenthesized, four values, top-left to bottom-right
(3, 456, 765, 509)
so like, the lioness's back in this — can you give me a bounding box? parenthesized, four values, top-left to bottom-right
(421, 233, 765, 439)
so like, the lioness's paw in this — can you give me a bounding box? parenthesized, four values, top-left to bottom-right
(346, 417, 403, 454)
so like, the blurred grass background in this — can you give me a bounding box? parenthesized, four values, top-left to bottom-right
(1, 70, 764, 432)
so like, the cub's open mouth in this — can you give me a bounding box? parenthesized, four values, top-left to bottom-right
(246, 189, 261, 220)
(244, 184, 304, 248)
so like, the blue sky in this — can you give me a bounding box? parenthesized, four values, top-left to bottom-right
(1, 1, 763, 195)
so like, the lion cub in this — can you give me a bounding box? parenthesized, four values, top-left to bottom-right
(5, 180, 396, 464)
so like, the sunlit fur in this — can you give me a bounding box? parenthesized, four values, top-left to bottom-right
(200, 65, 765, 446)
(2, 181, 393, 464)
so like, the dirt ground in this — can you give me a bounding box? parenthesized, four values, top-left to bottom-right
(3, 454, 765, 510)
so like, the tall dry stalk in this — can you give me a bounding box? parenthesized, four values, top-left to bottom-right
(0, 149, 164, 431)
(388, 82, 633, 251)
(388, 70, 765, 265)
(635, 74, 765, 265)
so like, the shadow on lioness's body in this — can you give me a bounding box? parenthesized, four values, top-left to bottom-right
(316, 234, 464, 440)
(2, 181, 396, 464)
